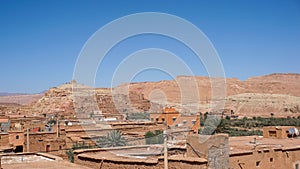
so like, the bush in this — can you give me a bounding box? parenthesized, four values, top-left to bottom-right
(145, 130, 164, 144)
(47, 119, 56, 125)
(66, 149, 74, 163)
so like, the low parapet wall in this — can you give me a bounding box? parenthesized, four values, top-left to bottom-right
(75, 154, 208, 169)
(74, 145, 208, 169)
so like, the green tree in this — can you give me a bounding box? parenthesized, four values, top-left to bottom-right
(47, 119, 57, 125)
(98, 130, 127, 148)
(145, 130, 164, 144)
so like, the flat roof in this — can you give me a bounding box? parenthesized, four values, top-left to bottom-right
(0, 153, 91, 169)
(229, 136, 300, 155)
(2, 160, 92, 169)
(75, 145, 206, 164)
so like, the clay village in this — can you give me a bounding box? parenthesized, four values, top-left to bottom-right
(0, 74, 299, 169)
(1, 1, 300, 168)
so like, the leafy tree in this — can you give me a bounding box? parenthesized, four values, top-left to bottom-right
(145, 130, 164, 144)
(47, 119, 57, 125)
(225, 116, 231, 120)
(97, 130, 127, 148)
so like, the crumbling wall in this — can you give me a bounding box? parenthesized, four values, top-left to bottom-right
(186, 134, 229, 169)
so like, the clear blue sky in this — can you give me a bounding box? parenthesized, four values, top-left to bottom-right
(0, 0, 299, 93)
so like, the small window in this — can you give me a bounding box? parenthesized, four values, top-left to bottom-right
(256, 161, 260, 166)
(162, 118, 165, 122)
(16, 135, 19, 139)
(269, 131, 277, 137)
(183, 120, 187, 125)
(156, 118, 159, 122)
(270, 158, 273, 162)
(296, 163, 299, 169)
(172, 117, 177, 122)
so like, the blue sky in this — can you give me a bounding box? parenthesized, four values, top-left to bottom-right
(0, 0, 299, 93)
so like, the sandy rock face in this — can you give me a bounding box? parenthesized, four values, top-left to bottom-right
(29, 83, 154, 118)
(119, 73, 300, 117)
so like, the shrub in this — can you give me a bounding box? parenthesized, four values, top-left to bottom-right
(145, 130, 164, 144)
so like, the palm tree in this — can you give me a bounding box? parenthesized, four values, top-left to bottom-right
(98, 130, 127, 148)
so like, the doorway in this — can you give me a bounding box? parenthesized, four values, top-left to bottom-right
(46, 145, 50, 152)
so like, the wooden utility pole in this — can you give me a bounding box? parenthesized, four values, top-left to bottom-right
(56, 115, 59, 138)
(163, 130, 168, 169)
(26, 128, 30, 152)
(0, 155, 2, 169)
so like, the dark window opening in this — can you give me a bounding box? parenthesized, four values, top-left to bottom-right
(269, 131, 277, 137)
(15, 145, 23, 153)
(16, 135, 19, 139)
(270, 158, 273, 162)
(296, 163, 299, 169)
(256, 161, 260, 166)
(162, 118, 165, 122)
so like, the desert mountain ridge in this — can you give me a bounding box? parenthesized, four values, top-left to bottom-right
(0, 73, 299, 117)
